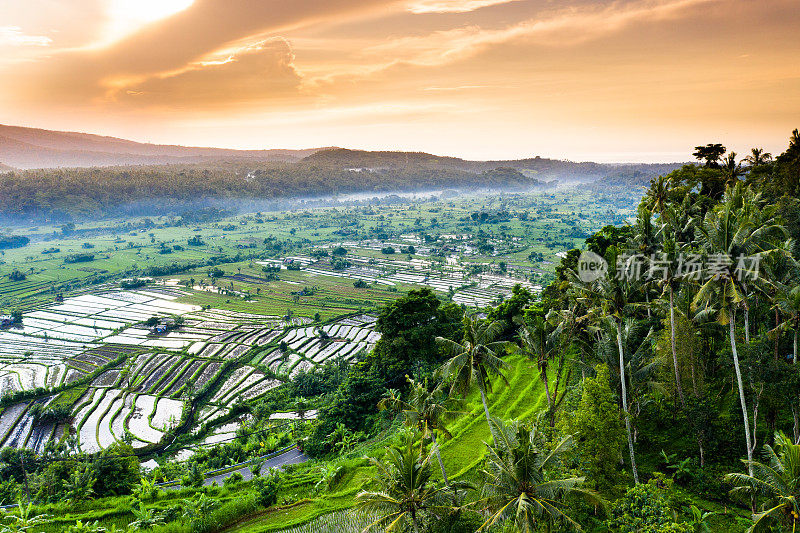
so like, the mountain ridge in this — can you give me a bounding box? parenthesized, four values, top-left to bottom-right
(0, 124, 687, 172)
(0, 124, 331, 169)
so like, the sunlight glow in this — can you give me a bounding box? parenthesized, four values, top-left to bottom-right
(105, 0, 194, 42)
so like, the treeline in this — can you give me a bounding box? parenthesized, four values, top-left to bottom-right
(0, 235, 29, 249)
(0, 151, 680, 222)
(303, 148, 681, 178)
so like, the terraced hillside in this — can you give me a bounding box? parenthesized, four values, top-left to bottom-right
(225, 353, 545, 532)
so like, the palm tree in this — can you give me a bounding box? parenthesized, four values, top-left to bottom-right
(571, 270, 641, 484)
(632, 205, 659, 318)
(518, 315, 558, 421)
(588, 319, 661, 433)
(773, 280, 800, 443)
(775, 284, 800, 364)
(720, 152, 744, 186)
(378, 377, 461, 486)
(726, 431, 800, 532)
(744, 148, 772, 168)
(357, 435, 457, 533)
(652, 200, 698, 406)
(644, 175, 670, 216)
(436, 317, 509, 436)
(694, 184, 787, 474)
(479, 418, 599, 532)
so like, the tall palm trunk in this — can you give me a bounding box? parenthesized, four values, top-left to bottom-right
(669, 288, 686, 406)
(794, 337, 799, 445)
(775, 309, 780, 362)
(616, 320, 639, 484)
(479, 383, 497, 441)
(431, 433, 449, 486)
(729, 310, 754, 476)
(542, 366, 553, 418)
(744, 305, 750, 343)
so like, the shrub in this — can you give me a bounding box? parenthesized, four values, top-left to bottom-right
(606, 483, 691, 533)
(161, 504, 183, 523)
(254, 474, 281, 507)
(64, 252, 95, 263)
(189, 494, 258, 533)
(223, 472, 243, 486)
(181, 463, 204, 488)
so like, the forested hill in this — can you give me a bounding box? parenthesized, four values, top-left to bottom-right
(0, 156, 679, 223)
(0, 124, 685, 223)
(303, 148, 683, 182)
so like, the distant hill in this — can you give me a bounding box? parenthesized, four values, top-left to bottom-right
(0, 124, 328, 169)
(303, 148, 683, 183)
(0, 162, 15, 173)
(0, 124, 687, 222)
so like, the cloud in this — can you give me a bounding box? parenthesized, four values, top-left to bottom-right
(4, 0, 402, 108)
(362, 0, 720, 68)
(0, 26, 51, 47)
(113, 39, 302, 108)
(406, 0, 518, 14)
(423, 85, 516, 91)
(88, 0, 399, 77)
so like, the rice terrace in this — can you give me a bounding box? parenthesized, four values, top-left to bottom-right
(0, 1, 798, 532)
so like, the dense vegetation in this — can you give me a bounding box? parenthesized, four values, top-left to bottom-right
(308, 131, 800, 531)
(0, 153, 680, 222)
(0, 132, 798, 531)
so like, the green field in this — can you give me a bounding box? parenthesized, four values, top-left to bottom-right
(0, 187, 640, 313)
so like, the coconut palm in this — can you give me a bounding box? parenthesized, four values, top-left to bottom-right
(775, 284, 800, 364)
(656, 197, 702, 402)
(632, 205, 659, 318)
(694, 184, 787, 474)
(652, 236, 687, 405)
(378, 377, 461, 486)
(479, 417, 599, 532)
(726, 431, 800, 532)
(720, 152, 744, 186)
(588, 319, 662, 430)
(356, 435, 458, 533)
(772, 278, 800, 443)
(570, 269, 641, 484)
(644, 175, 670, 216)
(517, 315, 559, 421)
(436, 318, 509, 435)
(744, 148, 772, 168)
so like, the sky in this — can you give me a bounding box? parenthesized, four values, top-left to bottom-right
(1, 0, 798, 162)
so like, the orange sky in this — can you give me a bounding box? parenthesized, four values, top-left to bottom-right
(1, 0, 798, 162)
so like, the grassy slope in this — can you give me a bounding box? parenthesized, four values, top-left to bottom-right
(227, 354, 544, 532)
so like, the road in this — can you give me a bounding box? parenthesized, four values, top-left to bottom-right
(203, 446, 308, 486)
(161, 446, 309, 490)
